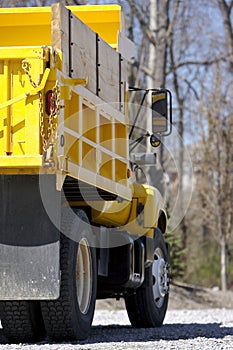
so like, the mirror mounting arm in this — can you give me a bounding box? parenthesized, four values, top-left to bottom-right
(129, 132, 150, 152)
(128, 88, 149, 140)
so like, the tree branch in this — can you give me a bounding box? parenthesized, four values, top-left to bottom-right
(166, 55, 227, 73)
(229, 0, 233, 11)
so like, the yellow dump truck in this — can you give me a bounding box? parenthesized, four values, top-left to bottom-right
(0, 3, 172, 343)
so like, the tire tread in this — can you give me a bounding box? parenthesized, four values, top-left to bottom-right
(1, 301, 45, 343)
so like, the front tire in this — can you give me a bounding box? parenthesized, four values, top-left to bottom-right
(41, 209, 97, 341)
(125, 229, 170, 328)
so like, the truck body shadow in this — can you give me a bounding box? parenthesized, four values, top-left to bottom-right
(86, 323, 233, 343)
(0, 323, 232, 345)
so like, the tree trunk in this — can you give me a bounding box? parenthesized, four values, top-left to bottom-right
(220, 237, 227, 292)
(154, 0, 169, 89)
(147, 0, 157, 152)
(217, 0, 233, 71)
(151, 0, 170, 185)
(169, 29, 187, 248)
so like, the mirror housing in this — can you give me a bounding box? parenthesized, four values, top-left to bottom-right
(151, 89, 172, 135)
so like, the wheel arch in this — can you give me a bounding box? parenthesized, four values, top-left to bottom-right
(157, 209, 167, 234)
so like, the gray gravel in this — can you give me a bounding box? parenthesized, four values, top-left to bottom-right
(0, 309, 232, 349)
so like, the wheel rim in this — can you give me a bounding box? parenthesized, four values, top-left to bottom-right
(152, 247, 169, 308)
(76, 238, 92, 314)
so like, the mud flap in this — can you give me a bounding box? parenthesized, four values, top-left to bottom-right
(0, 242, 60, 300)
(0, 174, 61, 300)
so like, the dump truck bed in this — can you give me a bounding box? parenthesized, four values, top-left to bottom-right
(0, 4, 132, 201)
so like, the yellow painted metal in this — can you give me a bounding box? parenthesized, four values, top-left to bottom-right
(3, 60, 12, 154)
(92, 200, 132, 227)
(143, 185, 164, 228)
(0, 5, 121, 48)
(0, 47, 50, 60)
(0, 68, 50, 111)
(58, 80, 131, 201)
(0, 46, 50, 167)
(91, 183, 165, 237)
(0, 155, 42, 168)
(60, 76, 87, 87)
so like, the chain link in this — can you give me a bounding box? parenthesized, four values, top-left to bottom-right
(48, 82, 60, 143)
(22, 61, 37, 88)
(22, 61, 59, 152)
(39, 91, 47, 151)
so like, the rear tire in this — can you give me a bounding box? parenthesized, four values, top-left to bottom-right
(41, 209, 97, 341)
(0, 301, 45, 343)
(125, 229, 170, 328)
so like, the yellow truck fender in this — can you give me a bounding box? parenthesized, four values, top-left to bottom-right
(92, 183, 167, 237)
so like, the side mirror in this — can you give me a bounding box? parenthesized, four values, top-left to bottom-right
(151, 89, 172, 135)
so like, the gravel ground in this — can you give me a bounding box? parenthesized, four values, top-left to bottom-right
(0, 308, 232, 349)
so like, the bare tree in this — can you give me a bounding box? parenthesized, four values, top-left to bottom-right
(196, 66, 233, 291)
(160, 0, 233, 290)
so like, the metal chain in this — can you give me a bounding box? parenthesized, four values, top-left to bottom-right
(22, 61, 47, 151)
(39, 91, 47, 151)
(22, 61, 59, 152)
(22, 61, 37, 88)
(48, 81, 60, 142)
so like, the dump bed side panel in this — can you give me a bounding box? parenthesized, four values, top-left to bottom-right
(0, 47, 48, 159)
(0, 5, 121, 48)
(52, 3, 125, 106)
(52, 4, 132, 201)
